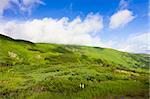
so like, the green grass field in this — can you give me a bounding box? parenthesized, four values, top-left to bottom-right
(0, 34, 149, 99)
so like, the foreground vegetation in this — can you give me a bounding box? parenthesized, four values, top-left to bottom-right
(0, 34, 149, 99)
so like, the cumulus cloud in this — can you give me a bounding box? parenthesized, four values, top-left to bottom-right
(109, 0, 135, 29)
(0, 0, 44, 16)
(109, 10, 135, 29)
(117, 33, 150, 53)
(0, 13, 105, 47)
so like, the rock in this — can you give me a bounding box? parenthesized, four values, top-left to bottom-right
(8, 51, 17, 58)
(35, 55, 42, 59)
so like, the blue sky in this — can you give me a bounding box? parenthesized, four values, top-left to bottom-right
(0, 0, 149, 53)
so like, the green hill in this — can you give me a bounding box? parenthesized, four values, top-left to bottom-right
(0, 34, 149, 99)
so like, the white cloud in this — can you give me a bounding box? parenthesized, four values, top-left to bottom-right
(117, 33, 150, 53)
(109, 10, 135, 29)
(0, 0, 44, 16)
(0, 0, 10, 17)
(19, 0, 45, 14)
(22, 0, 44, 6)
(0, 13, 148, 53)
(0, 13, 105, 47)
(119, 0, 129, 10)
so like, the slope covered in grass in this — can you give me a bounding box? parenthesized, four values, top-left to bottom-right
(0, 34, 149, 99)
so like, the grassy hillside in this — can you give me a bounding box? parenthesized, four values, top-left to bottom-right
(0, 34, 149, 99)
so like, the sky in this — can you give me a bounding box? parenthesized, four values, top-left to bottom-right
(0, 0, 149, 53)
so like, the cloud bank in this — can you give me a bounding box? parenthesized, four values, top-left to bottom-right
(117, 33, 150, 53)
(0, 13, 105, 47)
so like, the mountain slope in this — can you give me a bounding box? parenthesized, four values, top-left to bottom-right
(0, 34, 149, 99)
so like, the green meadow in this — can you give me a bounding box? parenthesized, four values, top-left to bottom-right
(0, 34, 149, 99)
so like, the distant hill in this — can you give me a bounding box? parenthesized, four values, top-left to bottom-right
(0, 34, 149, 68)
(0, 34, 149, 99)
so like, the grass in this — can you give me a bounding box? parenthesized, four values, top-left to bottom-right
(0, 34, 149, 99)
